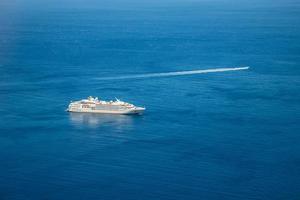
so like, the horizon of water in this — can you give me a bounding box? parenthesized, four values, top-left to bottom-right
(0, 0, 300, 199)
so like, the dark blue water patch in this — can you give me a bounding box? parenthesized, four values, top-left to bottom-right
(185, 92, 202, 97)
(97, 87, 132, 92)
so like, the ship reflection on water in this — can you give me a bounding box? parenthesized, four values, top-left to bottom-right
(69, 113, 134, 131)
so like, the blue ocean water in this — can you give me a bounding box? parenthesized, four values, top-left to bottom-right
(0, 0, 300, 199)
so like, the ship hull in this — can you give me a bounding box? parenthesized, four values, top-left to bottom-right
(67, 107, 145, 115)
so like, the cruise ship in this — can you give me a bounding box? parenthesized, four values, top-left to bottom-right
(67, 96, 145, 114)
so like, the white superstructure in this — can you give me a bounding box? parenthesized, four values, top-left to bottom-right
(67, 96, 145, 114)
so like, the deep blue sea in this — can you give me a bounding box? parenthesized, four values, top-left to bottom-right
(1, 0, 300, 199)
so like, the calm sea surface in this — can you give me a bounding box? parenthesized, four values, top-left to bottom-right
(0, 0, 300, 199)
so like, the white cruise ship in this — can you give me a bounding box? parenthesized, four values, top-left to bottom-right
(67, 96, 145, 114)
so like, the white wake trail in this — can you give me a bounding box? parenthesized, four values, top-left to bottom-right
(95, 66, 249, 80)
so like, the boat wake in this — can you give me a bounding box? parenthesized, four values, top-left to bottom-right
(95, 67, 249, 81)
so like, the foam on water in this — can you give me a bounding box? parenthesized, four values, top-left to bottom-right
(95, 67, 250, 80)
